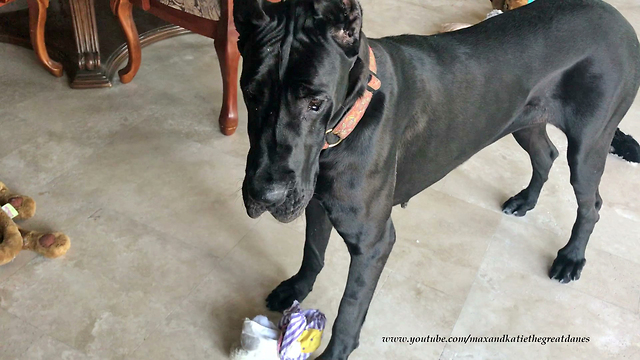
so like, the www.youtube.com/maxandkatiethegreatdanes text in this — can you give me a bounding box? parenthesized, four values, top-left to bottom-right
(381, 335, 590, 346)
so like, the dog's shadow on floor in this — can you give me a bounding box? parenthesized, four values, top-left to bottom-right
(210, 244, 295, 355)
(212, 281, 283, 355)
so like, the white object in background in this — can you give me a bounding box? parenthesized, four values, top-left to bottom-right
(440, 9, 504, 33)
(486, 9, 504, 19)
(230, 316, 281, 360)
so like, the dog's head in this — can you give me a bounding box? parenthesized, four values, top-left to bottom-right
(235, 0, 370, 222)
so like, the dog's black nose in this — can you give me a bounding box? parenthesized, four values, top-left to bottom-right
(249, 182, 288, 207)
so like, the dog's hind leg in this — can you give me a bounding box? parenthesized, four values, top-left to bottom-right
(548, 124, 615, 283)
(503, 124, 559, 217)
(547, 52, 640, 283)
(548, 89, 637, 283)
(266, 199, 333, 312)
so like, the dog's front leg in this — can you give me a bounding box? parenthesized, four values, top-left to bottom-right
(318, 217, 396, 360)
(266, 198, 333, 312)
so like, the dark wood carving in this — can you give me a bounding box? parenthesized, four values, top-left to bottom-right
(69, 0, 99, 70)
(0, 0, 239, 135)
(103, 24, 189, 83)
(0, 0, 63, 77)
(68, 0, 110, 87)
(111, 0, 240, 135)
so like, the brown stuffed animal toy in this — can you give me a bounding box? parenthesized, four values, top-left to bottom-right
(492, 0, 531, 11)
(1, 181, 36, 220)
(0, 181, 70, 266)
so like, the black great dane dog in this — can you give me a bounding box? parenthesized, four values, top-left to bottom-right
(234, 0, 640, 358)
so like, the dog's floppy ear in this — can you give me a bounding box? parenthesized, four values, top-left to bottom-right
(234, 0, 269, 42)
(315, 0, 363, 52)
(334, 0, 363, 46)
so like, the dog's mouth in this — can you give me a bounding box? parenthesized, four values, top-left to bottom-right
(244, 187, 310, 223)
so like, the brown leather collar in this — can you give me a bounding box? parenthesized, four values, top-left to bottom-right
(323, 47, 381, 150)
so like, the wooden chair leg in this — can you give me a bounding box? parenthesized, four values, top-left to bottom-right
(26, 0, 63, 77)
(111, 0, 141, 84)
(214, 0, 240, 136)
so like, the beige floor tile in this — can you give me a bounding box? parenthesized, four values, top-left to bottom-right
(387, 189, 501, 301)
(0, 134, 95, 191)
(0, 110, 44, 161)
(440, 217, 640, 360)
(17, 335, 90, 360)
(0, 251, 37, 284)
(26, 122, 259, 257)
(360, 0, 489, 37)
(0, 46, 67, 108)
(570, 246, 640, 314)
(0, 209, 218, 359)
(355, 273, 463, 360)
(590, 206, 640, 267)
(125, 295, 230, 360)
(0, 309, 42, 359)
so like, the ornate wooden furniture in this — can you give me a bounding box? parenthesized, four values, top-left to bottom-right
(110, 0, 240, 135)
(0, 0, 62, 77)
(0, 1, 248, 135)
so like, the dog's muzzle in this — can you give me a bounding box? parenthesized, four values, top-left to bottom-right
(243, 181, 309, 223)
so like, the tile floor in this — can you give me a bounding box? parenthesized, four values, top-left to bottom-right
(1, 1, 640, 359)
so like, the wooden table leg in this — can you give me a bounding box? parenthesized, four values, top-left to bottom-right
(0, 1, 183, 88)
(214, 0, 240, 136)
(26, 0, 63, 77)
(68, 0, 111, 88)
(111, 0, 142, 84)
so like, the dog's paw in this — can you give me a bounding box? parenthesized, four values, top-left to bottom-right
(549, 253, 586, 283)
(502, 192, 536, 217)
(266, 276, 311, 313)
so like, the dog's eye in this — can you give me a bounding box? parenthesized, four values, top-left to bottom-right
(308, 98, 324, 112)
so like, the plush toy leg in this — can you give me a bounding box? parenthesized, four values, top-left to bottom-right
(19, 228, 70, 259)
(491, 0, 505, 10)
(0, 182, 36, 220)
(0, 210, 24, 265)
(505, 0, 530, 10)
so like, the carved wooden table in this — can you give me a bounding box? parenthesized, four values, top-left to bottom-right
(0, 0, 188, 88)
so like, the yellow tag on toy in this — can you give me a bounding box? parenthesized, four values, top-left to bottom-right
(2, 204, 19, 219)
(298, 329, 323, 354)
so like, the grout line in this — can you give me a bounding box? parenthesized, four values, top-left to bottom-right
(103, 206, 224, 261)
(2, 308, 86, 358)
(438, 343, 449, 360)
(14, 334, 47, 360)
(567, 285, 640, 317)
(0, 256, 38, 287)
(2, 309, 46, 358)
(438, 222, 499, 336)
(219, 216, 266, 260)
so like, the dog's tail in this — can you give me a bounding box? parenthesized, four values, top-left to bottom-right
(610, 128, 640, 163)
